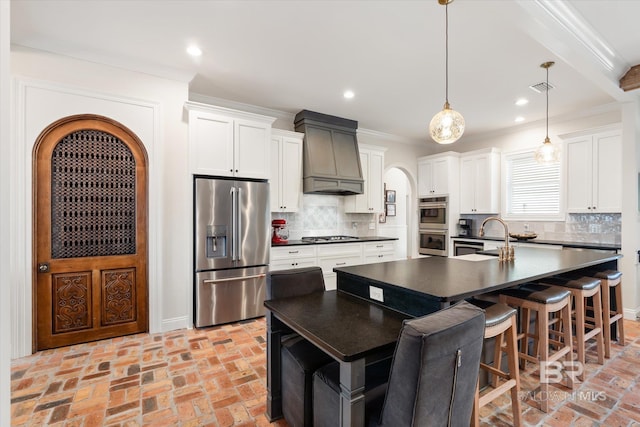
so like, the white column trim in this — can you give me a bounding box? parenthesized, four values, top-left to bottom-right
(11, 77, 163, 357)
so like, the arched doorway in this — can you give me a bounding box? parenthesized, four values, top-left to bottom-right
(32, 114, 149, 351)
(380, 167, 414, 259)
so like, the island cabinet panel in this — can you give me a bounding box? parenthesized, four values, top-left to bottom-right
(337, 273, 440, 317)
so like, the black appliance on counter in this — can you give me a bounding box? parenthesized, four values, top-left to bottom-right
(458, 218, 473, 237)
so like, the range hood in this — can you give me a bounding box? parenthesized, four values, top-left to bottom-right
(294, 110, 364, 195)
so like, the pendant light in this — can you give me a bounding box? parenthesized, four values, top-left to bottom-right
(534, 61, 560, 164)
(429, 0, 465, 145)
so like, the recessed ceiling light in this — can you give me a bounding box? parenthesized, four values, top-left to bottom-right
(515, 116, 525, 123)
(515, 98, 529, 106)
(187, 45, 202, 57)
(343, 90, 355, 99)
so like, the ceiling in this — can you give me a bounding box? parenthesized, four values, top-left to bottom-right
(10, 0, 640, 144)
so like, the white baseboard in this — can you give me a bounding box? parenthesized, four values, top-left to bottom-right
(160, 316, 190, 333)
(624, 307, 639, 320)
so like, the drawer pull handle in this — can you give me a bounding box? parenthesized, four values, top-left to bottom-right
(204, 273, 266, 284)
(335, 262, 347, 266)
(376, 245, 383, 248)
(289, 250, 299, 254)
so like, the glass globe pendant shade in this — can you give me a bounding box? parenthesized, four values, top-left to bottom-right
(534, 136, 560, 164)
(429, 102, 465, 144)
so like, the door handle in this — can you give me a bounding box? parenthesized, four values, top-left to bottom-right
(38, 262, 50, 273)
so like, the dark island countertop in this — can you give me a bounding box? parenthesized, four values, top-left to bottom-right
(271, 236, 398, 247)
(451, 235, 620, 251)
(334, 246, 620, 316)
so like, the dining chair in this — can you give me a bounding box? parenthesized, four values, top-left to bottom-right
(266, 266, 333, 427)
(313, 300, 486, 427)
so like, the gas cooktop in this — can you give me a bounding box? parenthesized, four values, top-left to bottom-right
(301, 235, 360, 242)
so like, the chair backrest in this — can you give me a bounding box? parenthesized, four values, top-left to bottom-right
(374, 301, 485, 427)
(266, 266, 326, 300)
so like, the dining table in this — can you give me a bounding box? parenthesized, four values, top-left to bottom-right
(265, 246, 621, 427)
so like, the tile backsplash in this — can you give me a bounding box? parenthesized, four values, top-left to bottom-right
(462, 213, 621, 245)
(271, 194, 377, 240)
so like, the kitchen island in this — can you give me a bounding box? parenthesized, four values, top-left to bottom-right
(266, 246, 621, 426)
(335, 246, 621, 316)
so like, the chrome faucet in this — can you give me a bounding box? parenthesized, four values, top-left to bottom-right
(479, 216, 514, 261)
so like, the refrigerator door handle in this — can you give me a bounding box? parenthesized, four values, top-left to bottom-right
(230, 187, 237, 261)
(237, 187, 242, 261)
(203, 273, 266, 284)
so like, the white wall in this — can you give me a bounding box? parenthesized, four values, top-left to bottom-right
(379, 168, 410, 259)
(10, 47, 190, 357)
(1, 1, 12, 424)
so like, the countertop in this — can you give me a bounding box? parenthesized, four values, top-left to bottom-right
(451, 235, 620, 251)
(335, 246, 621, 307)
(271, 236, 398, 247)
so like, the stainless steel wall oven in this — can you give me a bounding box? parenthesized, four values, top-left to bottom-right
(419, 229, 448, 256)
(419, 196, 448, 230)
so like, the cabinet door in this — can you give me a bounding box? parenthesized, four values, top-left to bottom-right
(459, 157, 475, 213)
(235, 119, 270, 179)
(345, 152, 370, 213)
(473, 154, 498, 213)
(593, 132, 621, 212)
(432, 158, 450, 195)
(269, 137, 282, 212)
(368, 150, 384, 212)
(418, 160, 433, 196)
(566, 136, 594, 212)
(280, 137, 303, 212)
(189, 112, 234, 176)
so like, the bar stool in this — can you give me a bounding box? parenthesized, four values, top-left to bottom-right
(585, 269, 624, 358)
(468, 299, 521, 427)
(540, 276, 605, 380)
(499, 284, 573, 413)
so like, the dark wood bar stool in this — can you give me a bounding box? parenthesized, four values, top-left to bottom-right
(468, 299, 521, 427)
(540, 276, 605, 380)
(499, 284, 573, 413)
(585, 269, 624, 358)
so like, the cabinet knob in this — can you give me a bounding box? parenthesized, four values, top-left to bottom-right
(235, 169, 238, 173)
(230, 169, 233, 172)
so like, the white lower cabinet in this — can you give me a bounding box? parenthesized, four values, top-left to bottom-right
(270, 246, 317, 271)
(363, 241, 397, 264)
(317, 243, 363, 290)
(270, 240, 396, 291)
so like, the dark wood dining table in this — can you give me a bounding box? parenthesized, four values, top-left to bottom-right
(265, 246, 621, 427)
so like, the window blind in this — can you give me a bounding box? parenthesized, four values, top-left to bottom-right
(506, 151, 560, 216)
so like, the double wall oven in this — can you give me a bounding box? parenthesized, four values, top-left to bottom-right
(418, 196, 448, 256)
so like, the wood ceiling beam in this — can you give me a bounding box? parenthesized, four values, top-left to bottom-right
(620, 65, 640, 92)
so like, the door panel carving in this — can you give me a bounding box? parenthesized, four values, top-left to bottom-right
(52, 272, 92, 333)
(102, 268, 136, 325)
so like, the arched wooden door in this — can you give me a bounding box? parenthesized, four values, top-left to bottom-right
(33, 114, 148, 351)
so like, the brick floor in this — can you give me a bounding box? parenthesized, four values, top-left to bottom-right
(10, 318, 640, 426)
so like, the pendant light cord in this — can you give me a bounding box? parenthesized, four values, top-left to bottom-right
(445, 2, 449, 105)
(545, 65, 549, 140)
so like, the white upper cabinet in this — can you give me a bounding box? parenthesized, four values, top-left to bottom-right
(459, 148, 500, 214)
(270, 129, 304, 213)
(345, 145, 385, 213)
(565, 129, 622, 213)
(418, 152, 459, 196)
(186, 102, 275, 179)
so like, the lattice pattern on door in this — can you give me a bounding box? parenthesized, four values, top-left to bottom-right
(51, 130, 136, 258)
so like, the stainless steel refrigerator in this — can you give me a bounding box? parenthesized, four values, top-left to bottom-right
(194, 176, 270, 327)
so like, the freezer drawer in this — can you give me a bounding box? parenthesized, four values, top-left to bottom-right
(195, 266, 267, 327)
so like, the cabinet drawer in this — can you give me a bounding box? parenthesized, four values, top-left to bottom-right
(269, 258, 317, 272)
(363, 241, 396, 254)
(316, 243, 362, 257)
(318, 255, 363, 274)
(363, 253, 395, 264)
(271, 246, 317, 260)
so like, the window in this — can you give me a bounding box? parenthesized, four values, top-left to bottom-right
(504, 150, 562, 219)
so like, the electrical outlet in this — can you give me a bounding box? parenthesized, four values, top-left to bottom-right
(368, 222, 375, 230)
(369, 286, 384, 302)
